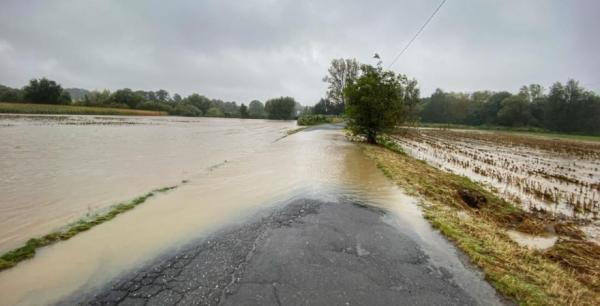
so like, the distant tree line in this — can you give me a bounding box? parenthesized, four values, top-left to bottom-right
(311, 58, 600, 135)
(0, 78, 72, 104)
(419, 80, 600, 134)
(0, 78, 301, 120)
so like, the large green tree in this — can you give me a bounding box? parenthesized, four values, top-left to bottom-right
(344, 64, 410, 143)
(23, 78, 71, 104)
(264, 97, 297, 120)
(183, 94, 211, 115)
(110, 89, 143, 108)
(248, 100, 265, 118)
(497, 95, 532, 126)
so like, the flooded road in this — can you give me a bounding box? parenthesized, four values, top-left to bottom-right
(0, 117, 502, 305)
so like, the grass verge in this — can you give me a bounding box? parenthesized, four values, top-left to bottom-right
(363, 142, 600, 305)
(297, 115, 344, 126)
(0, 102, 167, 116)
(0, 185, 179, 271)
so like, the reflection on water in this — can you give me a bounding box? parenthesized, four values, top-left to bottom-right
(0, 119, 500, 306)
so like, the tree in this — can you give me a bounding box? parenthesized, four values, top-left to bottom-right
(239, 103, 249, 118)
(58, 91, 72, 104)
(544, 79, 600, 133)
(171, 104, 201, 117)
(155, 89, 170, 103)
(110, 88, 143, 108)
(205, 106, 224, 117)
(519, 84, 544, 103)
(313, 98, 330, 115)
(248, 100, 265, 118)
(482, 91, 512, 124)
(82, 89, 111, 106)
(183, 94, 211, 115)
(323, 58, 359, 107)
(497, 95, 532, 126)
(0, 85, 22, 102)
(220, 101, 239, 117)
(264, 97, 296, 120)
(172, 93, 182, 103)
(313, 98, 344, 115)
(344, 64, 408, 143)
(22, 78, 70, 104)
(399, 77, 420, 124)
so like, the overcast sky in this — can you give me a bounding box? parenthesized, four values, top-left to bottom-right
(0, 0, 598, 105)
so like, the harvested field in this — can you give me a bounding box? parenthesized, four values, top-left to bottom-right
(392, 128, 600, 243)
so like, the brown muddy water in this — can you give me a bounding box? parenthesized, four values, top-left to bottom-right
(0, 116, 502, 306)
(0, 115, 293, 252)
(393, 128, 600, 243)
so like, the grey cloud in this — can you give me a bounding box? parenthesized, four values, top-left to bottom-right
(0, 0, 598, 105)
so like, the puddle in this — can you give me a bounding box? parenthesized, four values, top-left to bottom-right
(506, 230, 558, 250)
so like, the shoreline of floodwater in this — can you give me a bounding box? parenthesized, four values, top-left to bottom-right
(0, 183, 185, 271)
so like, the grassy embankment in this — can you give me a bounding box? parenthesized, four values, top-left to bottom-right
(0, 102, 167, 116)
(0, 184, 183, 271)
(414, 122, 600, 142)
(297, 114, 344, 126)
(364, 136, 599, 305)
(279, 115, 344, 140)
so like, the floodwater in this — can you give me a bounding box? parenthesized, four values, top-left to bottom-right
(394, 129, 600, 218)
(0, 115, 293, 252)
(506, 230, 558, 250)
(393, 128, 600, 243)
(0, 116, 502, 305)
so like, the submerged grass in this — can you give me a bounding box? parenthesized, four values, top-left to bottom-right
(0, 185, 179, 271)
(0, 102, 167, 116)
(363, 143, 600, 305)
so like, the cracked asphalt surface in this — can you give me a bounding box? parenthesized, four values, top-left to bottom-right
(66, 199, 489, 305)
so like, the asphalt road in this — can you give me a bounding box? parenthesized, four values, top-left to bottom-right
(68, 199, 501, 306)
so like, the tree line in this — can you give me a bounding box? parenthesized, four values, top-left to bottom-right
(0, 78, 301, 120)
(309, 57, 599, 136)
(419, 81, 600, 134)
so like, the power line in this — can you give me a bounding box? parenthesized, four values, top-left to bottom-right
(388, 0, 447, 69)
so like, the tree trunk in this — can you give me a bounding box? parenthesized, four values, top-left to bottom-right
(367, 131, 377, 144)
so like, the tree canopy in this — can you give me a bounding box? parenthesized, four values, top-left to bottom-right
(248, 100, 265, 118)
(265, 97, 297, 120)
(22, 78, 71, 104)
(344, 64, 412, 143)
(418, 80, 600, 134)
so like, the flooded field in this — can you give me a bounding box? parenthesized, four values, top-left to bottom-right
(392, 128, 600, 242)
(0, 115, 293, 252)
(0, 117, 502, 305)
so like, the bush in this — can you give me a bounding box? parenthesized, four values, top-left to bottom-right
(297, 115, 332, 126)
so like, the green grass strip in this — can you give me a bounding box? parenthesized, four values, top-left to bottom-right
(0, 185, 179, 271)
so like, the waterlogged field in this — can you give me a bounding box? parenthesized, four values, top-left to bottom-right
(0, 114, 294, 252)
(392, 128, 600, 243)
